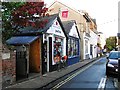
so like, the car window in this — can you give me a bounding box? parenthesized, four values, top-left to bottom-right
(109, 52, 120, 59)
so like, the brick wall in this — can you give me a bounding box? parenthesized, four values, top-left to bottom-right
(2, 47, 16, 87)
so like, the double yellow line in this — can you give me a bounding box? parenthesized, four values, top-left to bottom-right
(51, 59, 99, 90)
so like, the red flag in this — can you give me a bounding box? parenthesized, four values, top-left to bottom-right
(62, 10, 68, 18)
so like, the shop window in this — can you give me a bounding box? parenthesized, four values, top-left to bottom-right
(54, 36, 63, 64)
(68, 38, 79, 57)
(71, 39, 74, 56)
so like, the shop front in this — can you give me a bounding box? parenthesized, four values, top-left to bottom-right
(62, 21, 80, 66)
(42, 18, 67, 73)
(67, 37, 80, 65)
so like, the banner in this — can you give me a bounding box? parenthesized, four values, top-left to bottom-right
(62, 10, 68, 18)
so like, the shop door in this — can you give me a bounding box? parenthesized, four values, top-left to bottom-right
(29, 39, 40, 73)
(90, 45, 93, 57)
(42, 41, 47, 74)
(16, 47, 27, 80)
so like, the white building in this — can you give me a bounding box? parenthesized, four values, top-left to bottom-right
(89, 30, 98, 58)
(97, 32, 106, 49)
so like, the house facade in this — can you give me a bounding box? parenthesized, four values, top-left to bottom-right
(97, 32, 106, 49)
(89, 19, 98, 58)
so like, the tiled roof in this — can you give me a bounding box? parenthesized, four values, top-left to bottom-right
(17, 14, 59, 35)
(62, 20, 74, 35)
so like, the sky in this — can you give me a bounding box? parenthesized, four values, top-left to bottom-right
(44, 0, 120, 38)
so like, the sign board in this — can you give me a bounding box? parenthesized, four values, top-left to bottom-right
(46, 19, 65, 37)
(61, 10, 68, 18)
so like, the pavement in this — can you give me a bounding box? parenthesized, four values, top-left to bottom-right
(3, 56, 106, 90)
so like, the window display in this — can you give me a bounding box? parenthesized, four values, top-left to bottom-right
(68, 38, 79, 57)
(54, 36, 63, 64)
(68, 39, 71, 57)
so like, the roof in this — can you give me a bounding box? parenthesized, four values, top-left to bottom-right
(48, 1, 82, 15)
(6, 36, 39, 45)
(17, 14, 59, 35)
(62, 21, 74, 35)
(16, 14, 68, 39)
(62, 20, 80, 39)
(92, 29, 99, 34)
(83, 14, 91, 22)
(92, 19, 97, 25)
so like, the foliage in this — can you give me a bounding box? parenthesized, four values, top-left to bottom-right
(11, 2, 49, 29)
(2, 2, 25, 43)
(2, 2, 49, 43)
(106, 36, 117, 51)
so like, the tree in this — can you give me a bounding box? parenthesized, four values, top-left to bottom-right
(106, 36, 117, 51)
(2, 2, 49, 43)
(11, 2, 49, 29)
(2, 2, 25, 43)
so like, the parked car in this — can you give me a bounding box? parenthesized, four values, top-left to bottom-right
(106, 51, 120, 77)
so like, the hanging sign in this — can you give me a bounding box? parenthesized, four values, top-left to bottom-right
(62, 10, 68, 18)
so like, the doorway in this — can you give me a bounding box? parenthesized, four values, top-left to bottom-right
(42, 41, 47, 74)
(90, 44, 93, 58)
(16, 46, 27, 81)
(29, 39, 40, 73)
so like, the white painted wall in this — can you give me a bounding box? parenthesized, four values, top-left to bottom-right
(89, 30, 98, 58)
(99, 34, 106, 49)
(83, 29, 98, 59)
(83, 33, 90, 59)
(46, 18, 65, 38)
(83, 22, 91, 59)
(69, 23, 79, 38)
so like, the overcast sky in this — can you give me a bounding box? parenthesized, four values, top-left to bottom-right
(44, 0, 120, 38)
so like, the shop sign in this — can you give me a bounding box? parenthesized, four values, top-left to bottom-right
(61, 10, 68, 18)
(55, 29, 61, 34)
(47, 20, 65, 37)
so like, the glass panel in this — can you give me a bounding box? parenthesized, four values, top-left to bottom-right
(54, 36, 63, 64)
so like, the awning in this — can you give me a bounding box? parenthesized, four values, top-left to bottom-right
(6, 36, 39, 45)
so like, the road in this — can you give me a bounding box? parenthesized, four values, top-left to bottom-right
(51, 57, 117, 89)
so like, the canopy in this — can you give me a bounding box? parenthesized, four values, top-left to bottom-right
(6, 36, 39, 45)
